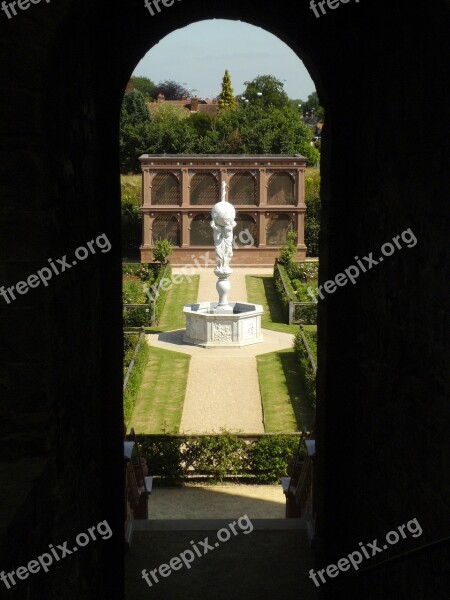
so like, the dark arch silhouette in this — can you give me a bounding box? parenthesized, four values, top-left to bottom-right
(0, 3, 448, 600)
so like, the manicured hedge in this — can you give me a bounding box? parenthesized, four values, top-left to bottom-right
(124, 333, 139, 376)
(136, 433, 302, 485)
(273, 262, 294, 321)
(292, 303, 317, 325)
(274, 261, 318, 325)
(293, 328, 317, 409)
(153, 262, 172, 325)
(123, 333, 149, 424)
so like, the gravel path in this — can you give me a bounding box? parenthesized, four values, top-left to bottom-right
(180, 355, 264, 433)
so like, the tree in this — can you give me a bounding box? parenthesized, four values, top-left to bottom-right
(119, 90, 152, 173)
(218, 70, 236, 111)
(145, 118, 197, 154)
(242, 75, 289, 110)
(304, 170, 321, 257)
(119, 121, 152, 173)
(119, 79, 321, 173)
(151, 80, 193, 101)
(151, 104, 189, 123)
(301, 91, 324, 121)
(121, 179, 142, 259)
(153, 239, 173, 264)
(130, 75, 156, 101)
(278, 229, 298, 266)
(121, 89, 151, 126)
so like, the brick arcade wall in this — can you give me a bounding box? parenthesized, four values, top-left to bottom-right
(0, 1, 448, 599)
(140, 246, 306, 266)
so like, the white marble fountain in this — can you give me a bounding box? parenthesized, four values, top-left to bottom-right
(183, 182, 263, 348)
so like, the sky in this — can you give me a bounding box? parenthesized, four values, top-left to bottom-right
(133, 19, 316, 101)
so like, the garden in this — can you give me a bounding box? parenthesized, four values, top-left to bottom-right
(122, 257, 172, 328)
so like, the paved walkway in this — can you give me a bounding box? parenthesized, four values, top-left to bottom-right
(195, 266, 271, 303)
(146, 267, 294, 434)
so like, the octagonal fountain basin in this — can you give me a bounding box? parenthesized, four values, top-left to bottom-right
(183, 302, 264, 348)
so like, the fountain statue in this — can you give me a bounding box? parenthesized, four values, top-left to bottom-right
(183, 179, 263, 347)
(211, 182, 236, 308)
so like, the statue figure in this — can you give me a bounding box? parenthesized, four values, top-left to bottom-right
(211, 182, 236, 275)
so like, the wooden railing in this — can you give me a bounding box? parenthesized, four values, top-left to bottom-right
(282, 431, 316, 538)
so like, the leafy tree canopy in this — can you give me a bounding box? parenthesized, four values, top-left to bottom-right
(301, 91, 324, 121)
(151, 103, 189, 123)
(119, 75, 321, 173)
(151, 80, 194, 101)
(188, 112, 214, 136)
(121, 90, 151, 126)
(242, 75, 290, 110)
(130, 75, 156, 101)
(120, 90, 152, 172)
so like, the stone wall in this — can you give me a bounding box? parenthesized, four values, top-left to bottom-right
(140, 247, 306, 266)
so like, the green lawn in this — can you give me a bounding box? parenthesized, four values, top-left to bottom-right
(153, 274, 200, 332)
(127, 274, 198, 432)
(131, 346, 190, 434)
(246, 275, 298, 334)
(257, 349, 315, 432)
(124, 274, 199, 334)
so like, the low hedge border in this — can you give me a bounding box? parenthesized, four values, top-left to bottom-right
(136, 433, 305, 485)
(293, 326, 317, 409)
(273, 262, 295, 322)
(123, 332, 150, 424)
(153, 262, 172, 325)
(292, 302, 317, 325)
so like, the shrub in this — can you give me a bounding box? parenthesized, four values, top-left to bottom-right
(121, 263, 170, 327)
(123, 305, 152, 327)
(123, 334, 149, 424)
(285, 262, 319, 283)
(134, 433, 303, 484)
(277, 229, 297, 267)
(137, 437, 184, 484)
(122, 275, 147, 304)
(124, 333, 139, 375)
(248, 435, 300, 483)
(292, 303, 317, 325)
(121, 179, 142, 257)
(153, 263, 172, 325)
(293, 329, 317, 408)
(184, 433, 247, 482)
(305, 170, 321, 257)
(153, 239, 173, 265)
(273, 262, 295, 322)
(122, 263, 157, 284)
